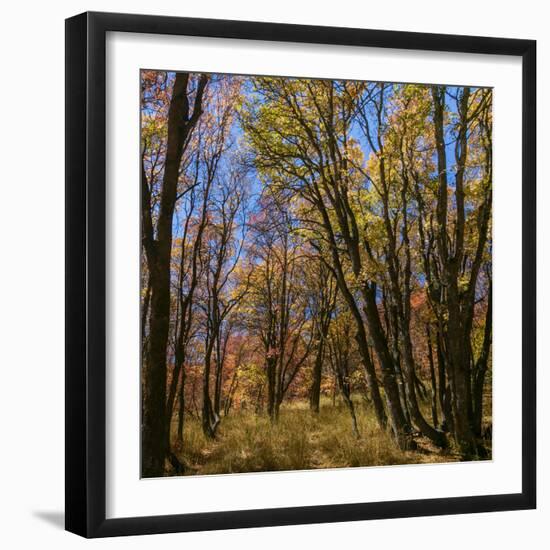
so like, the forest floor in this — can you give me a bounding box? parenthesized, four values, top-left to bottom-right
(169, 396, 492, 476)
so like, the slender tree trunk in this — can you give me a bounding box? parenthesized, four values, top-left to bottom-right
(311, 182, 390, 434)
(202, 335, 220, 438)
(213, 329, 226, 417)
(224, 368, 239, 417)
(381, 293, 410, 427)
(177, 368, 186, 442)
(426, 326, 439, 429)
(166, 360, 183, 431)
(310, 342, 324, 413)
(354, 328, 388, 431)
(399, 327, 446, 446)
(141, 276, 151, 348)
(362, 286, 410, 447)
(266, 356, 277, 418)
(344, 395, 360, 439)
(473, 283, 492, 438)
(436, 330, 448, 431)
(142, 73, 207, 477)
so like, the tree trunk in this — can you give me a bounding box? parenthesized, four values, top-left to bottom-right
(202, 335, 220, 438)
(142, 73, 207, 477)
(436, 330, 448, 431)
(362, 286, 410, 447)
(432, 85, 480, 458)
(344, 395, 360, 439)
(177, 368, 186, 442)
(310, 342, 324, 413)
(426, 326, 439, 429)
(399, 324, 446, 447)
(473, 283, 492, 437)
(266, 356, 277, 419)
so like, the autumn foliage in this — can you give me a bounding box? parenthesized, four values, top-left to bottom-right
(140, 71, 492, 477)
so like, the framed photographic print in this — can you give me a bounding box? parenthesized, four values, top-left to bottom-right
(65, 11, 536, 538)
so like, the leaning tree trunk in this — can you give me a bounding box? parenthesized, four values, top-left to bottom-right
(362, 286, 411, 447)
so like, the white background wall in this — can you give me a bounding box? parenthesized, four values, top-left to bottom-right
(0, 1, 546, 547)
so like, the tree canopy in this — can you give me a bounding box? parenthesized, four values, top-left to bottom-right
(140, 70, 492, 477)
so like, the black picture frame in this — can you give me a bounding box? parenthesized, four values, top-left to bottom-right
(65, 11, 536, 538)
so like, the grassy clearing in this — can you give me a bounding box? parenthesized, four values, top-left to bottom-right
(169, 396, 487, 476)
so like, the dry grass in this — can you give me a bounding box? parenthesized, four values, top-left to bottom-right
(169, 395, 490, 476)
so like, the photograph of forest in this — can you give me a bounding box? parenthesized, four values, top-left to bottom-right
(140, 70, 492, 478)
